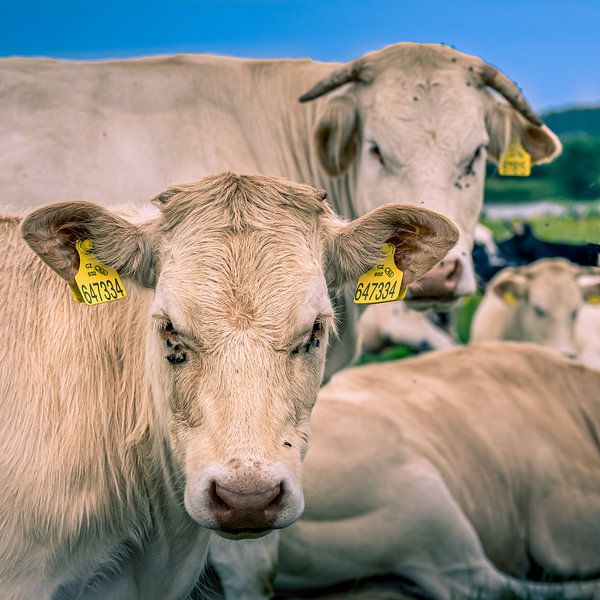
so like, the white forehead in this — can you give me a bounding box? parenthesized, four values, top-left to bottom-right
(151, 263, 332, 337)
(367, 70, 485, 136)
(528, 268, 583, 308)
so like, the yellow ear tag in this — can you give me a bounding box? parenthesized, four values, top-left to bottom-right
(503, 291, 518, 306)
(499, 143, 531, 177)
(72, 240, 127, 305)
(354, 243, 406, 305)
(586, 294, 600, 305)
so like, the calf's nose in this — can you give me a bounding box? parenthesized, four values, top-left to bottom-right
(209, 481, 283, 532)
(410, 258, 463, 298)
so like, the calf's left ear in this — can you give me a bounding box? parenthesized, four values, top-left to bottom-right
(326, 204, 459, 289)
(21, 201, 157, 287)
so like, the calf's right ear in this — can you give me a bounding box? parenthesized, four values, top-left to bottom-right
(326, 204, 459, 289)
(21, 201, 157, 287)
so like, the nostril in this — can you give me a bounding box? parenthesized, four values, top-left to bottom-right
(266, 483, 284, 513)
(209, 481, 231, 513)
(446, 259, 462, 283)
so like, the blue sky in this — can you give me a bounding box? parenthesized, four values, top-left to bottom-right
(2, 0, 599, 111)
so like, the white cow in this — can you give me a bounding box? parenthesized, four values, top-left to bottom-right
(359, 301, 454, 354)
(0, 172, 457, 599)
(0, 43, 561, 377)
(470, 258, 600, 360)
(211, 343, 600, 600)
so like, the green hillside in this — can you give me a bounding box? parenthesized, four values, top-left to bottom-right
(543, 106, 600, 137)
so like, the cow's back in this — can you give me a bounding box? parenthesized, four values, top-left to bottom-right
(318, 343, 600, 573)
(0, 55, 329, 208)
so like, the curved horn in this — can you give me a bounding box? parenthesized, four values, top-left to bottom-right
(479, 63, 543, 127)
(299, 60, 369, 103)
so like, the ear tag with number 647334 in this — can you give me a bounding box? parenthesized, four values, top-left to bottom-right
(70, 240, 127, 305)
(354, 243, 407, 305)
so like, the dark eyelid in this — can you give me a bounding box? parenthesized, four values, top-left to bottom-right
(285, 314, 331, 353)
(152, 314, 201, 351)
(463, 144, 486, 169)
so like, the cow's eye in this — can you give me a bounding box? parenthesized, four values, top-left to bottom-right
(161, 320, 187, 365)
(533, 306, 547, 319)
(368, 143, 385, 168)
(291, 320, 324, 356)
(463, 144, 486, 176)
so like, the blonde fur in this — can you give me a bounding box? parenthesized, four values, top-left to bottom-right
(0, 172, 457, 599)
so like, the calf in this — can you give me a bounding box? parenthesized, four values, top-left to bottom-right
(470, 258, 600, 359)
(0, 172, 457, 599)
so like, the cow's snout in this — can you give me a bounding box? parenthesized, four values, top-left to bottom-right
(184, 464, 305, 537)
(409, 258, 463, 299)
(210, 481, 283, 533)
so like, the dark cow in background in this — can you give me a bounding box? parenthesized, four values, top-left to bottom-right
(473, 221, 600, 289)
(498, 222, 600, 266)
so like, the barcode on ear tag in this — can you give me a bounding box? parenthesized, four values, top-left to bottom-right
(354, 243, 404, 305)
(499, 143, 531, 177)
(72, 240, 127, 305)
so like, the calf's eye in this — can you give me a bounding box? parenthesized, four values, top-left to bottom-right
(160, 320, 187, 365)
(533, 306, 547, 319)
(292, 320, 324, 356)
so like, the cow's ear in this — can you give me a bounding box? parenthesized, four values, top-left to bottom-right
(21, 201, 157, 287)
(490, 269, 528, 305)
(326, 204, 458, 289)
(578, 272, 600, 304)
(486, 103, 562, 166)
(315, 96, 361, 176)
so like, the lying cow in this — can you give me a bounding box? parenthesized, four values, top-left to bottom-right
(0, 43, 561, 377)
(359, 301, 454, 354)
(470, 258, 600, 362)
(0, 172, 457, 599)
(499, 222, 600, 267)
(211, 343, 600, 599)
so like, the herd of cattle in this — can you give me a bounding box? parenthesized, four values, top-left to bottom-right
(0, 42, 599, 600)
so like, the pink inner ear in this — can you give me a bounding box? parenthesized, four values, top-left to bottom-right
(51, 222, 86, 282)
(387, 224, 431, 271)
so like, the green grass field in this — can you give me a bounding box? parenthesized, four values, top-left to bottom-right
(482, 213, 600, 243)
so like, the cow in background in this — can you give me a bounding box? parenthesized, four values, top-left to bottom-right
(359, 301, 455, 355)
(470, 258, 600, 365)
(498, 222, 600, 266)
(0, 43, 561, 378)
